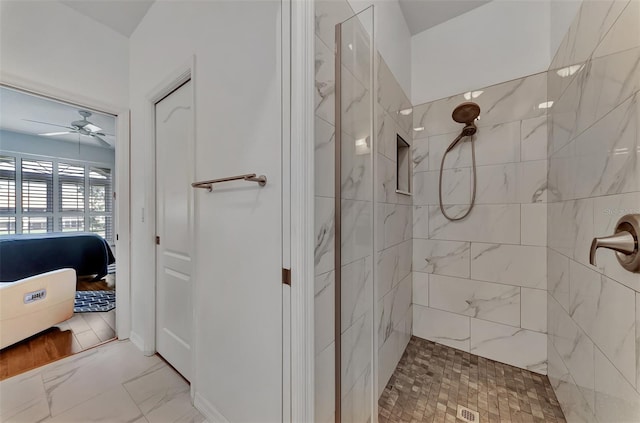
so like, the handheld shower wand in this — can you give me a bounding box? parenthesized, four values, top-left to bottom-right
(439, 102, 480, 221)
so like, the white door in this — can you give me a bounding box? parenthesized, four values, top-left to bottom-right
(155, 80, 193, 380)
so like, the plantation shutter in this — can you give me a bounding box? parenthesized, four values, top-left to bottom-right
(0, 156, 16, 234)
(89, 166, 113, 242)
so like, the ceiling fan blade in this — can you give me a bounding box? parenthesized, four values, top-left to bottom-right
(23, 119, 75, 130)
(39, 131, 74, 136)
(91, 134, 112, 148)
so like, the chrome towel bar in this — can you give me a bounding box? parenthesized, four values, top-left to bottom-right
(191, 173, 267, 192)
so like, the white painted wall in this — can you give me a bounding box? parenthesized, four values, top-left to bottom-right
(411, 0, 551, 105)
(129, 1, 283, 421)
(348, 0, 412, 97)
(0, 1, 129, 108)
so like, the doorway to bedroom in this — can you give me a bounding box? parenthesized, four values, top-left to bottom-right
(0, 86, 118, 380)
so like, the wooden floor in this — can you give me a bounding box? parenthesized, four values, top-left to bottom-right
(0, 277, 116, 381)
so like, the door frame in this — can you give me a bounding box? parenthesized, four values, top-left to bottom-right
(289, 0, 316, 421)
(0, 71, 132, 341)
(142, 58, 196, 384)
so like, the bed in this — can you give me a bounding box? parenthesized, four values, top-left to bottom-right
(0, 232, 115, 283)
(0, 268, 76, 349)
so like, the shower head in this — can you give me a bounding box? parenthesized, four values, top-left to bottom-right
(452, 102, 481, 124)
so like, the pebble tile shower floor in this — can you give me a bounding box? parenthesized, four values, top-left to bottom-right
(379, 337, 566, 423)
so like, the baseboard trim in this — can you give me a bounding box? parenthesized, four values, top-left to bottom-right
(194, 392, 230, 423)
(129, 331, 154, 356)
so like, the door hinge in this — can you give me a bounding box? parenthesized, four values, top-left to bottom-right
(155, 236, 160, 245)
(282, 268, 291, 286)
(113, 191, 116, 199)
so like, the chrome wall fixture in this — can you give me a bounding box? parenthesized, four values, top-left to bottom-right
(590, 213, 640, 273)
(191, 173, 267, 192)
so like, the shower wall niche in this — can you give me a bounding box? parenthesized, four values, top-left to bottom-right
(411, 73, 550, 374)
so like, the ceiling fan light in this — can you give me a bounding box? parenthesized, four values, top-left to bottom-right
(84, 123, 102, 132)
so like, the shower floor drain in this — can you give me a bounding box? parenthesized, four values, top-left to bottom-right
(457, 405, 480, 422)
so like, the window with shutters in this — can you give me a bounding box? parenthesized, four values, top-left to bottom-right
(0, 156, 16, 234)
(0, 154, 113, 242)
(21, 159, 53, 233)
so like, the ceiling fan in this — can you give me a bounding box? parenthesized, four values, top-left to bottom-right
(24, 110, 113, 148)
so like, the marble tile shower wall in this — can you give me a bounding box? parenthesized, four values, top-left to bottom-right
(314, 2, 414, 422)
(411, 71, 550, 374)
(546, 1, 640, 422)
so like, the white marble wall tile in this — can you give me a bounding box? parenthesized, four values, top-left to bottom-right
(315, 343, 335, 423)
(521, 288, 546, 333)
(339, 15, 371, 89)
(378, 274, 412, 348)
(521, 204, 547, 246)
(637, 293, 640, 391)
(412, 239, 470, 278)
(547, 342, 597, 423)
(377, 325, 401, 396)
(548, 293, 595, 411)
(521, 116, 548, 162)
(471, 243, 547, 289)
(342, 199, 372, 265)
(426, 120, 521, 172)
(315, 271, 334, 355)
(573, 93, 638, 200)
(341, 365, 372, 423)
(569, 261, 636, 388)
(428, 132, 473, 170)
(341, 311, 372, 399)
(0, 373, 50, 423)
(377, 153, 396, 203)
(315, 36, 335, 126)
(413, 168, 471, 206)
(550, 0, 629, 71)
(315, 196, 335, 276)
(315, 116, 334, 199)
(475, 163, 519, 204)
(593, 0, 640, 59)
(315, 0, 354, 52)
(377, 105, 396, 161)
(412, 205, 429, 239)
(429, 204, 521, 244)
(413, 305, 470, 352)
(551, 50, 639, 154)
(547, 248, 570, 312)
(413, 74, 546, 137)
(411, 136, 429, 173)
(377, 56, 412, 134)
(341, 130, 372, 201)
(593, 192, 640, 291)
(342, 256, 373, 329)
(412, 272, 429, 307)
(341, 68, 370, 141)
(380, 203, 412, 249)
(470, 319, 547, 374)
(377, 245, 398, 299)
(519, 160, 548, 203)
(594, 347, 640, 422)
(429, 275, 520, 327)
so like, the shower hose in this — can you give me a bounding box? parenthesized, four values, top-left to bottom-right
(438, 134, 477, 221)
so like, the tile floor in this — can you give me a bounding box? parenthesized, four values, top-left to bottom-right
(0, 339, 205, 423)
(379, 337, 566, 423)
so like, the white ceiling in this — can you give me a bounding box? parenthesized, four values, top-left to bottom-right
(398, 0, 492, 35)
(61, 0, 154, 37)
(0, 87, 116, 149)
